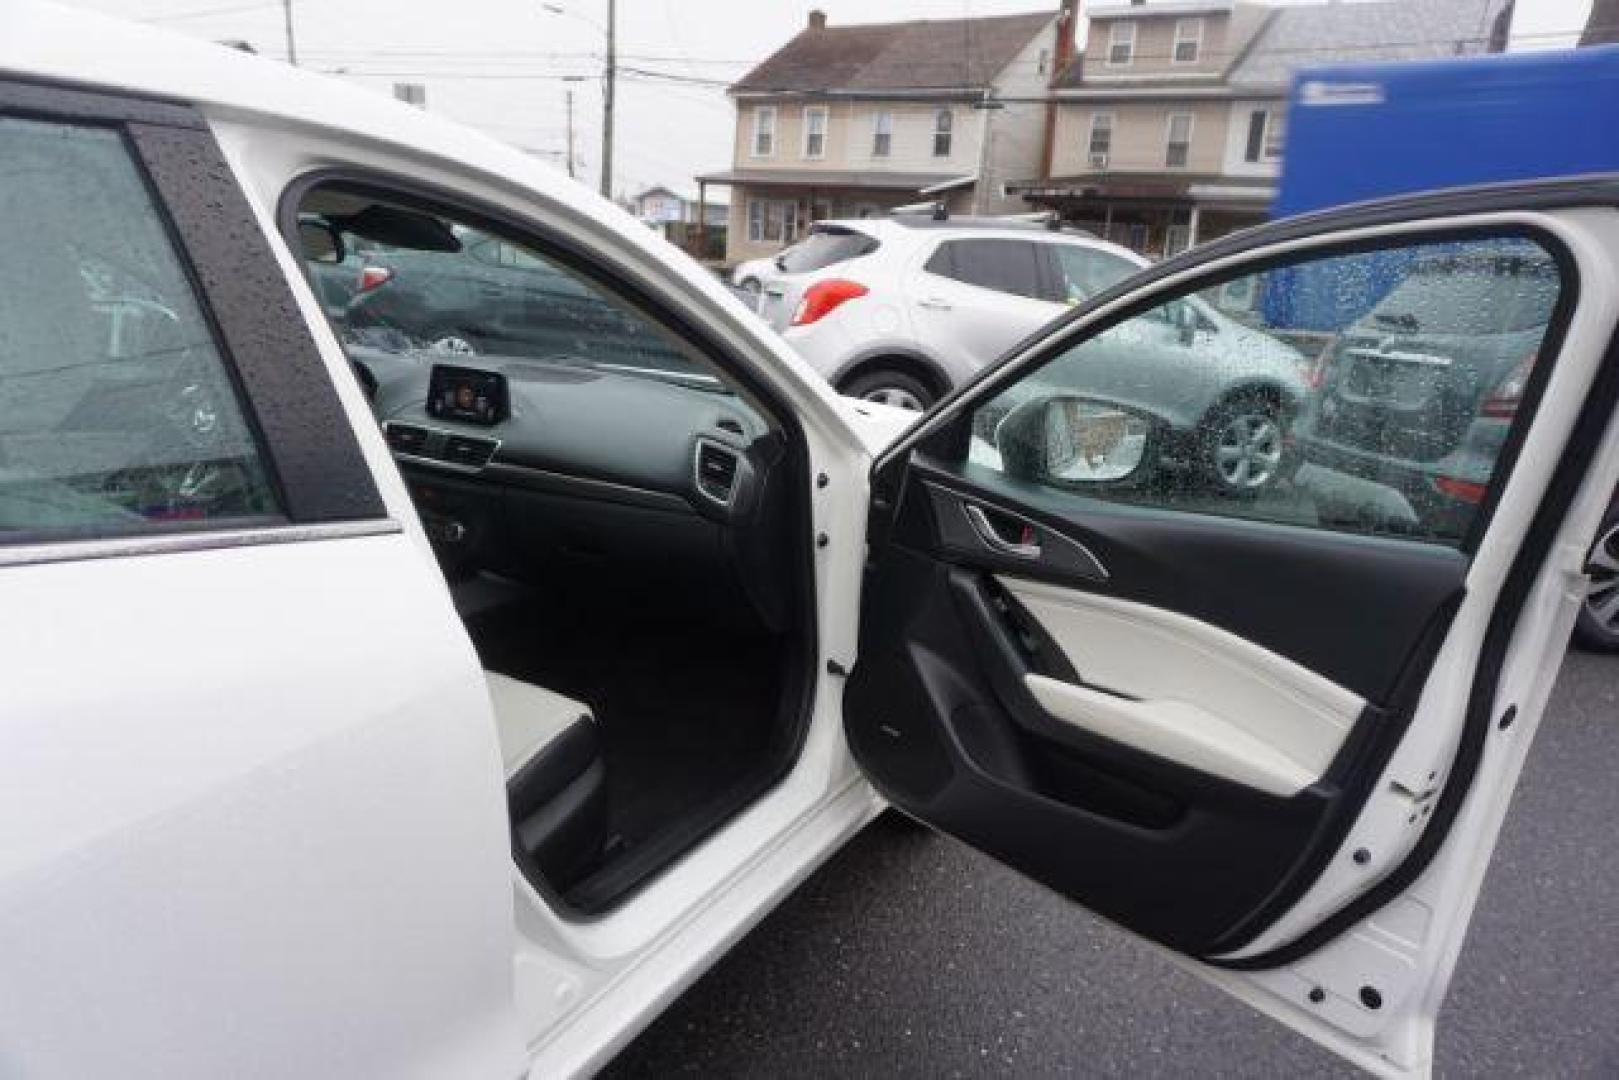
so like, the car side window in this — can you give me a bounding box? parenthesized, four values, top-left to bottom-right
(925, 239, 1047, 301)
(1050, 244, 1141, 302)
(968, 233, 1566, 547)
(0, 118, 278, 537)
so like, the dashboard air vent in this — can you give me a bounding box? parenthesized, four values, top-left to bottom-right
(442, 435, 499, 469)
(694, 438, 741, 506)
(385, 423, 431, 455)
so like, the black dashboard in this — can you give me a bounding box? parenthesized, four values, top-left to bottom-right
(354, 348, 795, 631)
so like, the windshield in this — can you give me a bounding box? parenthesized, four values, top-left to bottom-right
(1368, 255, 1560, 335)
(296, 191, 718, 389)
(777, 226, 879, 274)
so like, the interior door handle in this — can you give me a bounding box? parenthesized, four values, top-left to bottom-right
(964, 503, 1041, 559)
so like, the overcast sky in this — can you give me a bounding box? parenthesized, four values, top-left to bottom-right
(66, 0, 1594, 201)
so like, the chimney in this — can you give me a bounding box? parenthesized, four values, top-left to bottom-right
(808, 9, 827, 30)
(1054, 0, 1080, 72)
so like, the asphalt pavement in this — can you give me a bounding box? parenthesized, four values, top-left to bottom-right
(603, 650, 1619, 1078)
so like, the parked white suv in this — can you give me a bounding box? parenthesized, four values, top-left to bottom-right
(747, 217, 1147, 409)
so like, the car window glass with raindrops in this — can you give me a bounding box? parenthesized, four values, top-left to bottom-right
(0, 118, 278, 537)
(968, 234, 1564, 547)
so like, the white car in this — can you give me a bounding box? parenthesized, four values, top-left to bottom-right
(752, 217, 1148, 410)
(5, 7, 1619, 1079)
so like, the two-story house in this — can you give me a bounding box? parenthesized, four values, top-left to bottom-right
(698, 8, 1066, 265)
(1019, 0, 1503, 259)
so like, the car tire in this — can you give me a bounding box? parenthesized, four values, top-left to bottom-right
(841, 368, 937, 412)
(1201, 391, 1285, 497)
(1573, 508, 1619, 652)
(738, 278, 761, 297)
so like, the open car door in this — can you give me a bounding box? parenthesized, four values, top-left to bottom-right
(845, 179, 1619, 1077)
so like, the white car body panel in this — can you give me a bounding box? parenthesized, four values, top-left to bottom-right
(3, 6, 1615, 1079)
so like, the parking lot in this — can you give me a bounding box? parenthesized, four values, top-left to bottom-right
(607, 650, 1619, 1078)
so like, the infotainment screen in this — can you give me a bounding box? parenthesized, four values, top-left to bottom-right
(427, 365, 509, 426)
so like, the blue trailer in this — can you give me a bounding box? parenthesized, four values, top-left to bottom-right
(1263, 44, 1619, 331)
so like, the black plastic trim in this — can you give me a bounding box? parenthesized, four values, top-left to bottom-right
(130, 124, 387, 523)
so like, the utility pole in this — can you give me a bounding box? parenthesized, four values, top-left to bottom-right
(281, 0, 298, 66)
(565, 88, 577, 179)
(600, 0, 616, 200)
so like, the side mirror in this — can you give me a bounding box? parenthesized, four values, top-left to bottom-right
(299, 219, 346, 265)
(996, 396, 1153, 485)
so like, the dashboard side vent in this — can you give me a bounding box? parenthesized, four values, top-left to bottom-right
(385, 423, 432, 455)
(442, 435, 499, 469)
(694, 438, 741, 506)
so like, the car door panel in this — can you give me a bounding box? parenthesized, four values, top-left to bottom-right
(849, 196, 1619, 1075)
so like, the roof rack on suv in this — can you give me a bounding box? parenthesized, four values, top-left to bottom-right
(885, 208, 1096, 237)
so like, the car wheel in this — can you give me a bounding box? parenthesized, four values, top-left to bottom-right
(1574, 510, 1619, 652)
(426, 330, 479, 355)
(842, 368, 936, 412)
(1203, 392, 1285, 496)
(738, 278, 761, 297)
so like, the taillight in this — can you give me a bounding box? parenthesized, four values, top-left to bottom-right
(357, 265, 394, 293)
(791, 279, 868, 327)
(1479, 353, 1535, 419)
(1434, 475, 1489, 504)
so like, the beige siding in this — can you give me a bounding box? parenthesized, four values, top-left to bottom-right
(1050, 100, 1229, 176)
(733, 100, 981, 174)
(1085, 13, 1235, 78)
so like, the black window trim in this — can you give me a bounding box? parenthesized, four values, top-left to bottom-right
(0, 76, 390, 548)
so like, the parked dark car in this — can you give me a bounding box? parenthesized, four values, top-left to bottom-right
(339, 228, 695, 376)
(1294, 245, 1560, 543)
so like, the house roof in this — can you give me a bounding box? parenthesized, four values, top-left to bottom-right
(635, 185, 679, 201)
(730, 11, 1055, 96)
(1229, 0, 1504, 90)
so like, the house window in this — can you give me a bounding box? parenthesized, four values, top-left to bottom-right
(1244, 109, 1286, 163)
(1165, 112, 1193, 168)
(1173, 19, 1203, 64)
(1087, 112, 1113, 162)
(746, 198, 798, 244)
(1107, 22, 1135, 66)
(872, 111, 893, 157)
(803, 107, 827, 159)
(933, 109, 954, 158)
(752, 107, 776, 157)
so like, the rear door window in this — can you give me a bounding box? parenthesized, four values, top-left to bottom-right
(1048, 243, 1142, 302)
(0, 117, 278, 536)
(776, 227, 879, 274)
(925, 239, 1047, 300)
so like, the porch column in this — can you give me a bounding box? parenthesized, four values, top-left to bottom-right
(1187, 203, 1202, 250)
(1102, 203, 1113, 243)
(696, 179, 708, 257)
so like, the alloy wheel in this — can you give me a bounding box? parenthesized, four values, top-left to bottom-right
(1586, 521, 1619, 635)
(1214, 411, 1283, 490)
(861, 385, 926, 411)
